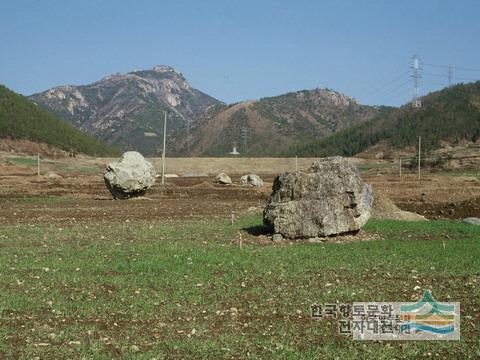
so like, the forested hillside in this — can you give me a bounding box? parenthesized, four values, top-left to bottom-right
(0, 85, 118, 156)
(291, 82, 480, 157)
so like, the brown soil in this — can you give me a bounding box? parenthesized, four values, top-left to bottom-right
(365, 174, 480, 219)
(0, 138, 72, 158)
(1, 157, 479, 225)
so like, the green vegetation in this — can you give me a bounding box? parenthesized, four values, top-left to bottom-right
(6, 156, 38, 166)
(0, 85, 118, 156)
(0, 215, 479, 358)
(292, 82, 480, 157)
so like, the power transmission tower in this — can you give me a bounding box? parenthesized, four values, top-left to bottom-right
(411, 55, 422, 108)
(448, 65, 453, 86)
(241, 127, 249, 154)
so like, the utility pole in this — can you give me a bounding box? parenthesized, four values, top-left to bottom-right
(186, 121, 191, 155)
(399, 158, 402, 178)
(411, 55, 421, 108)
(37, 153, 40, 176)
(161, 111, 167, 185)
(418, 136, 422, 181)
(241, 127, 249, 154)
(448, 65, 453, 86)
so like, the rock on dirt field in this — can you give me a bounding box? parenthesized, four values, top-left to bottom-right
(240, 174, 264, 187)
(263, 156, 374, 239)
(215, 173, 232, 185)
(463, 217, 480, 226)
(104, 151, 156, 199)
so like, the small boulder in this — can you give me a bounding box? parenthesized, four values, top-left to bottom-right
(104, 151, 156, 199)
(215, 173, 232, 185)
(263, 156, 374, 239)
(45, 171, 62, 180)
(240, 175, 249, 185)
(463, 217, 480, 226)
(240, 174, 264, 187)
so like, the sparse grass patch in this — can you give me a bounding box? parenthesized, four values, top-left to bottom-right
(433, 170, 480, 179)
(54, 163, 100, 174)
(0, 216, 479, 359)
(6, 156, 37, 167)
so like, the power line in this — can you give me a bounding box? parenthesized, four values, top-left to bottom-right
(423, 62, 480, 73)
(422, 80, 448, 87)
(373, 86, 411, 106)
(422, 71, 449, 78)
(367, 79, 411, 105)
(448, 65, 453, 86)
(362, 70, 410, 101)
(453, 75, 480, 82)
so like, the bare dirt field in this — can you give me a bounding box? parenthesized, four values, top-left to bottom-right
(1, 154, 479, 224)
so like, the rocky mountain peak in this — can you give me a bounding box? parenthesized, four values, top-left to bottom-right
(29, 66, 221, 155)
(152, 65, 181, 75)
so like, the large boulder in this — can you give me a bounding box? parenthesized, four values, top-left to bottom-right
(104, 151, 156, 199)
(263, 157, 374, 239)
(240, 174, 264, 187)
(215, 173, 232, 185)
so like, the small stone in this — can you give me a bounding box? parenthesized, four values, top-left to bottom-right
(240, 174, 263, 187)
(272, 233, 285, 243)
(463, 217, 480, 226)
(215, 173, 232, 185)
(45, 171, 62, 180)
(130, 345, 140, 352)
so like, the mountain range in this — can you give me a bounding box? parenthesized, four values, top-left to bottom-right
(18, 65, 480, 159)
(29, 65, 381, 156)
(172, 88, 381, 156)
(291, 81, 480, 158)
(29, 65, 220, 155)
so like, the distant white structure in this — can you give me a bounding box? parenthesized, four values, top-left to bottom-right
(229, 146, 240, 155)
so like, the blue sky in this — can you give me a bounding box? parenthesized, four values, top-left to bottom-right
(1, 0, 479, 106)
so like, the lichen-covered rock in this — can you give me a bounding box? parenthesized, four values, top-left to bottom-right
(263, 156, 373, 238)
(104, 151, 156, 199)
(240, 174, 264, 187)
(215, 173, 232, 185)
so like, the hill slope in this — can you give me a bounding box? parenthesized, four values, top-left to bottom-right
(172, 88, 381, 156)
(291, 82, 480, 157)
(0, 85, 117, 156)
(29, 65, 221, 155)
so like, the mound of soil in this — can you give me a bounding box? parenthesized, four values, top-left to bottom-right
(397, 197, 480, 220)
(372, 192, 426, 221)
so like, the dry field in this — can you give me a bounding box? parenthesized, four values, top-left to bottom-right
(1, 153, 479, 224)
(0, 153, 479, 359)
